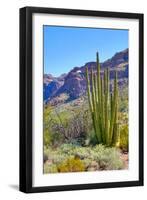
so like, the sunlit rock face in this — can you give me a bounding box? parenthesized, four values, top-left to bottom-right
(44, 48, 128, 103)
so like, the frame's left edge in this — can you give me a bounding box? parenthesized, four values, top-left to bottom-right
(19, 7, 33, 193)
(19, 7, 27, 192)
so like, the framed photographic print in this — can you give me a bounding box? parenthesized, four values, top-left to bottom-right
(19, 6, 144, 193)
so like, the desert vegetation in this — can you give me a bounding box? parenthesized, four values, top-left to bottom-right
(43, 52, 129, 173)
(86, 52, 119, 146)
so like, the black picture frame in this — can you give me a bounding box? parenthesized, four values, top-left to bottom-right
(19, 6, 144, 193)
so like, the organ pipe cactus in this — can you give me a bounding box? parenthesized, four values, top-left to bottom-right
(86, 52, 119, 146)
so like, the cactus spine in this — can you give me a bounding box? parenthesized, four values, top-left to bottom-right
(86, 52, 119, 146)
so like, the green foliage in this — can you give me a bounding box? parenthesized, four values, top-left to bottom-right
(119, 124, 128, 151)
(43, 129, 52, 147)
(44, 163, 58, 173)
(43, 144, 125, 173)
(86, 52, 119, 146)
(88, 130, 100, 146)
(43, 105, 64, 147)
(57, 157, 85, 172)
(44, 103, 93, 147)
(43, 105, 53, 147)
(93, 145, 124, 170)
(119, 86, 128, 113)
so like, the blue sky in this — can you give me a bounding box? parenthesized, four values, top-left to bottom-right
(44, 26, 128, 77)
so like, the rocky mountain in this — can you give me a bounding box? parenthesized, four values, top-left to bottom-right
(44, 48, 128, 104)
(43, 74, 66, 102)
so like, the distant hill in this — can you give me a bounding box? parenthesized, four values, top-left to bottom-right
(44, 48, 128, 104)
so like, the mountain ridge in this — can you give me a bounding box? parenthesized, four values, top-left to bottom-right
(44, 48, 128, 104)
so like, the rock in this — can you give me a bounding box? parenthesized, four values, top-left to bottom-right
(87, 167, 96, 171)
(87, 161, 99, 171)
(44, 48, 128, 104)
(91, 161, 99, 169)
(44, 80, 63, 102)
(120, 152, 129, 169)
(46, 159, 53, 165)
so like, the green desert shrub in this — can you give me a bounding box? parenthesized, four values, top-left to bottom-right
(73, 146, 91, 159)
(47, 105, 93, 146)
(43, 96, 94, 147)
(119, 87, 128, 113)
(44, 144, 125, 173)
(59, 143, 75, 154)
(88, 130, 99, 146)
(57, 157, 85, 172)
(119, 124, 128, 151)
(44, 125, 64, 148)
(43, 129, 52, 147)
(43, 105, 54, 147)
(44, 163, 58, 173)
(44, 107, 65, 147)
(93, 145, 124, 170)
(52, 153, 70, 165)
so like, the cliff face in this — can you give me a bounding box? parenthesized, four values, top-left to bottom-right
(44, 49, 128, 103)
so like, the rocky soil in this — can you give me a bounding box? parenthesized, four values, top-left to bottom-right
(120, 152, 129, 169)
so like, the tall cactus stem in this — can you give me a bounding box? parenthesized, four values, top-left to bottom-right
(86, 67, 93, 113)
(109, 71, 118, 144)
(86, 53, 119, 146)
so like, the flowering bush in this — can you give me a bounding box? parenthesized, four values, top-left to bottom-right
(57, 157, 85, 172)
(44, 144, 125, 173)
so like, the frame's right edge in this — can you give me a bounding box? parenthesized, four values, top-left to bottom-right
(139, 13, 144, 186)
